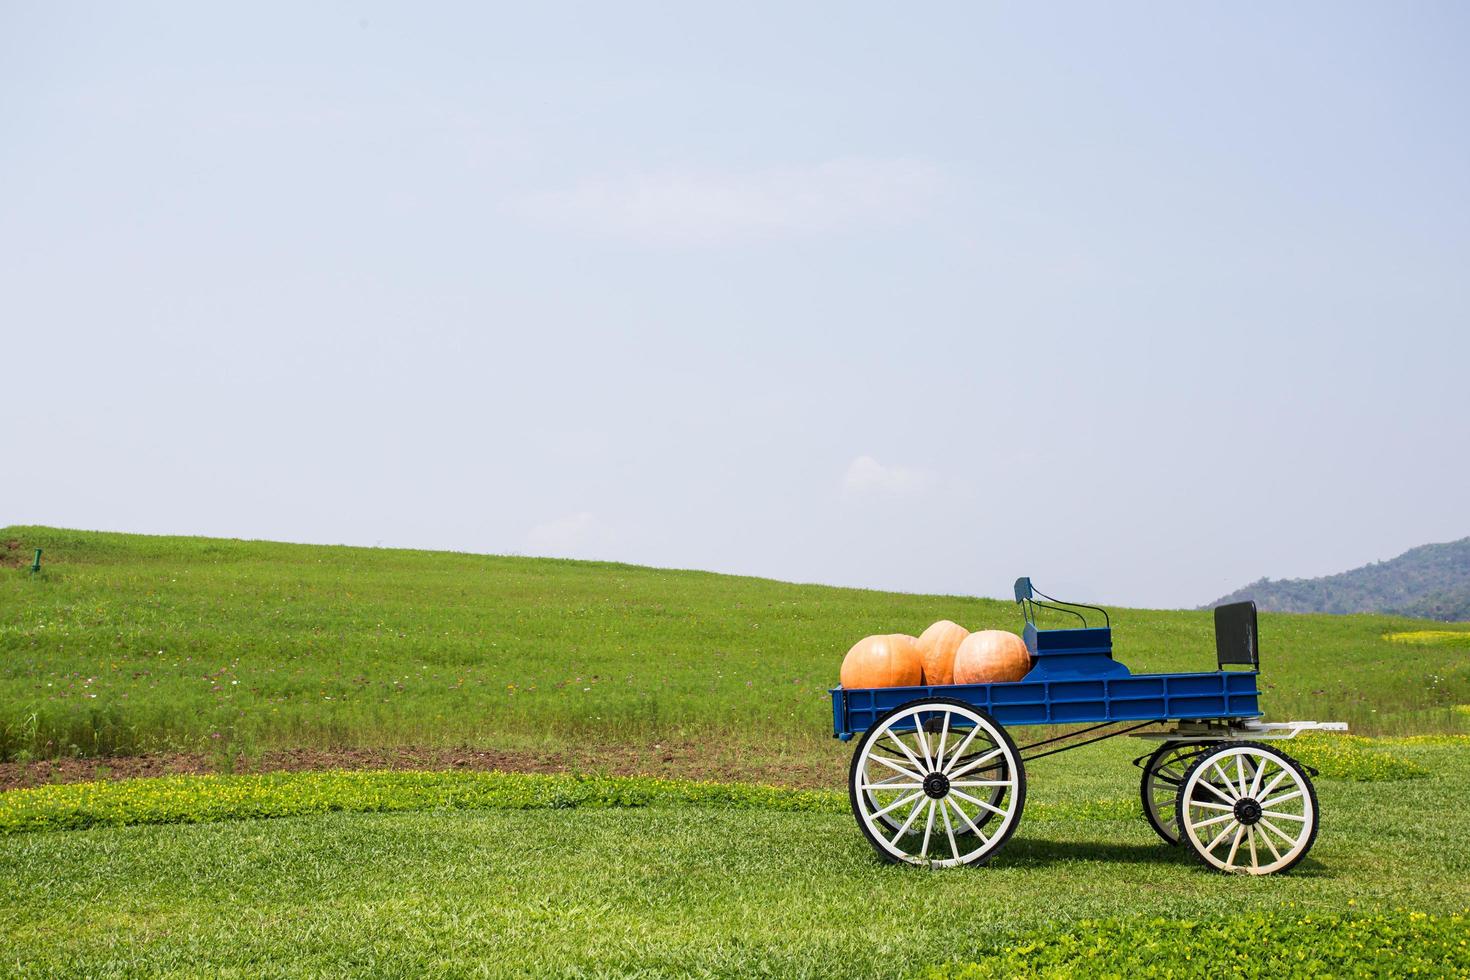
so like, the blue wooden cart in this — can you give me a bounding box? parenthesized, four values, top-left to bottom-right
(831, 579, 1344, 874)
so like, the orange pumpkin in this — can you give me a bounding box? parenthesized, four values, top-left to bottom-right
(953, 630, 1030, 684)
(840, 634, 923, 689)
(916, 620, 969, 686)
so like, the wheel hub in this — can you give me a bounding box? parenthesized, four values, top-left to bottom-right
(1233, 797, 1263, 825)
(922, 772, 950, 799)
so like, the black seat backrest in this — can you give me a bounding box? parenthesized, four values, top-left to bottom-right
(1214, 600, 1260, 669)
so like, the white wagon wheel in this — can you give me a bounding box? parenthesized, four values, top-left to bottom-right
(1139, 741, 1219, 846)
(848, 698, 1025, 868)
(1176, 741, 1319, 875)
(864, 747, 1011, 836)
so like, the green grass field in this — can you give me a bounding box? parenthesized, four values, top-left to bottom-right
(4, 527, 1470, 976)
(2, 739, 1467, 976)
(3, 527, 1467, 768)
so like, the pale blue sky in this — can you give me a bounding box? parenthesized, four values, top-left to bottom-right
(4, 2, 1467, 607)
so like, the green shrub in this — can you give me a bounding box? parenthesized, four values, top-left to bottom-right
(0, 770, 841, 834)
(1285, 734, 1429, 781)
(923, 908, 1470, 978)
(1383, 629, 1470, 648)
(0, 770, 1141, 835)
(1392, 733, 1470, 747)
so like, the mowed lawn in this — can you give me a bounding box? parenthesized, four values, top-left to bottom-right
(3, 527, 1468, 771)
(2, 739, 1467, 977)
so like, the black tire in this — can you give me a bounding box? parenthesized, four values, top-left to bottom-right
(1174, 740, 1319, 875)
(848, 697, 1026, 867)
(1139, 741, 1217, 846)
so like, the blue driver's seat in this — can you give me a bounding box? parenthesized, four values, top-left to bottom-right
(1013, 577, 1128, 680)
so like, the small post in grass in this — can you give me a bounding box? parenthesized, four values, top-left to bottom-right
(30, 549, 42, 573)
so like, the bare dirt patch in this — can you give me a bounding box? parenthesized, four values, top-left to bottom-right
(2, 539, 33, 569)
(0, 741, 845, 792)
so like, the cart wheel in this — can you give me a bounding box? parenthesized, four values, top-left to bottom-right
(1139, 741, 1216, 845)
(849, 698, 1025, 867)
(865, 756, 1011, 836)
(1176, 741, 1319, 875)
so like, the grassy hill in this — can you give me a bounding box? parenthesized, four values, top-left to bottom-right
(4, 526, 1468, 767)
(5, 526, 1470, 975)
(1209, 536, 1470, 621)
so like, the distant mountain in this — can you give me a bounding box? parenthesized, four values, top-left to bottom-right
(1207, 537, 1470, 622)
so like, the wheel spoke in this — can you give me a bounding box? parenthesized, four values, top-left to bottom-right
(1196, 779, 1238, 806)
(1258, 789, 1304, 810)
(1205, 821, 1239, 852)
(934, 711, 951, 771)
(941, 798, 959, 860)
(862, 783, 925, 792)
(889, 795, 928, 845)
(1258, 817, 1300, 848)
(864, 746, 911, 764)
(1225, 823, 1245, 869)
(947, 797, 989, 844)
(1189, 800, 1235, 812)
(914, 713, 935, 771)
(940, 725, 981, 771)
(886, 731, 928, 775)
(1155, 768, 1185, 787)
(1247, 825, 1259, 869)
(1256, 769, 1290, 801)
(1257, 820, 1284, 862)
(920, 799, 937, 858)
(1210, 763, 1240, 800)
(950, 788, 1008, 817)
(1247, 756, 1267, 799)
(948, 747, 1005, 780)
(1260, 810, 1307, 822)
(1191, 811, 1238, 830)
(870, 790, 924, 820)
(868, 753, 925, 781)
(949, 779, 1012, 788)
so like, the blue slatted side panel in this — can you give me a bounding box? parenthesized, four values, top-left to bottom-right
(830, 671, 1260, 740)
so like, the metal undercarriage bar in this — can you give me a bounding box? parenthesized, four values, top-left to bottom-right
(1130, 719, 1350, 742)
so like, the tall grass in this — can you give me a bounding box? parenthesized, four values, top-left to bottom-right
(2, 526, 1466, 762)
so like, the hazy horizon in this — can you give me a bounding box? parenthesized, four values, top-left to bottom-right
(5, 3, 1468, 607)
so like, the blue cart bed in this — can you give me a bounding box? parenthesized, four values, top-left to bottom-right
(832, 668, 1261, 740)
